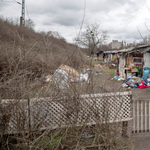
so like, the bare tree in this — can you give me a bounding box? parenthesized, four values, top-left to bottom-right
(25, 19, 35, 30)
(75, 23, 108, 56)
(136, 6, 150, 45)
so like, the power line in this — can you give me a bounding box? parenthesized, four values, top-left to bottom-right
(26, 3, 30, 19)
(77, 0, 86, 38)
(0, 0, 20, 3)
(13, 0, 21, 5)
(1, 0, 14, 2)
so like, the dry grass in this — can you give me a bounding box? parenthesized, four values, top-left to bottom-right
(0, 17, 134, 149)
(0, 17, 89, 99)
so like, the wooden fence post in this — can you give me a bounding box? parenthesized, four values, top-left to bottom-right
(122, 121, 128, 137)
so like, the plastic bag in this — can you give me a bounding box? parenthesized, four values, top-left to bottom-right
(122, 83, 128, 88)
(52, 69, 70, 89)
(142, 69, 150, 80)
(80, 73, 88, 81)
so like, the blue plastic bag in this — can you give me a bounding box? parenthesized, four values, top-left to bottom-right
(142, 69, 150, 80)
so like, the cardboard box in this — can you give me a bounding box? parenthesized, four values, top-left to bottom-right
(98, 57, 103, 61)
(131, 68, 138, 72)
(126, 70, 131, 73)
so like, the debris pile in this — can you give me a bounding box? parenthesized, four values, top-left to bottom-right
(45, 65, 96, 89)
(58, 65, 80, 78)
(119, 68, 150, 89)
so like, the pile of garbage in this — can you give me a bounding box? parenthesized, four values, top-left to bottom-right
(122, 68, 150, 89)
(45, 65, 92, 89)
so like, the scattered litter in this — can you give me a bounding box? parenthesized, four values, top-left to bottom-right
(83, 69, 99, 76)
(134, 77, 142, 84)
(138, 82, 149, 89)
(80, 73, 88, 81)
(122, 83, 128, 88)
(117, 77, 125, 81)
(115, 76, 120, 80)
(70, 73, 89, 83)
(77, 132, 94, 140)
(120, 76, 150, 89)
(109, 64, 116, 69)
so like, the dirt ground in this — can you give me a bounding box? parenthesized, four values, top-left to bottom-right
(29, 66, 150, 101)
(132, 133, 150, 150)
(92, 68, 150, 101)
(94, 71, 150, 150)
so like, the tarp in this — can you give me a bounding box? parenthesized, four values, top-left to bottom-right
(58, 65, 80, 78)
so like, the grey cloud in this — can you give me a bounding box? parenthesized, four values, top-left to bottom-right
(27, 0, 85, 26)
(88, 0, 146, 13)
(56, 0, 84, 11)
(28, 0, 84, 15)
(41, 9, 83, 26)
(109, 25, 144, 43)
(0, 0, 149, 44)
(0, 1, 11, 11)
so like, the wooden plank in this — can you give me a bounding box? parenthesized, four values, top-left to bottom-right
(141, 101, 143, 132)
(81, 91, 132, 98)
(133, 100, 135, 133)
(149, 101, 150, 132)
(137, 101, 139, 133)
(145, 101, 147, 132)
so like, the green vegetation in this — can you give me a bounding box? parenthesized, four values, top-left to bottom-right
(91, 60, 100, 65)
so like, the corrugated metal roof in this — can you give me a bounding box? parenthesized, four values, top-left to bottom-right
(118, 47, 134, 53)
(103, 44, 150, 54)
(103, 47, 134, 54)
(131, 47, 150, 54)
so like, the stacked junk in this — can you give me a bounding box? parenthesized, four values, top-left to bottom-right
(118, 68, 150, 89)
(45, 65, 89, 89)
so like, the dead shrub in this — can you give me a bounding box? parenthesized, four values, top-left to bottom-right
(0, 17, 134, 150)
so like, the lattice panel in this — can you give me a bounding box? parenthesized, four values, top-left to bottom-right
(30, 98, 69, 130)
(1, 91, 132, 133)
(29, 92, 132, 130)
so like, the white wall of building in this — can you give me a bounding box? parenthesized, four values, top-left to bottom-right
(143, 52, 150, 68)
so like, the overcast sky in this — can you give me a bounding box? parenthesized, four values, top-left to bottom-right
(1, 0, 150, 44)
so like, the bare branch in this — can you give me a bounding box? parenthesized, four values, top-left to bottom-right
(146, 5, 150, 12)
(136, 26, 144, 40)
(144, 23, 150, 32)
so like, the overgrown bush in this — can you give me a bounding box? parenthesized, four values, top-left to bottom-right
(0, 17, 134, 150)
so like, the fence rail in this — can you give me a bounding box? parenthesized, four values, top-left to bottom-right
(0, 91, 132, 134)
(132, 100, 150, 133)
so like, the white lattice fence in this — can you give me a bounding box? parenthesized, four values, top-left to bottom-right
(29, 91, 132, 131)
(0, 91, 132, 134)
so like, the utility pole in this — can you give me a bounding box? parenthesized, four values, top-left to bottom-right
(20, 0, 25, 27)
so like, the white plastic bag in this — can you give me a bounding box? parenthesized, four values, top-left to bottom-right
(52, 69, 70, 89)
(80, 73, 88, 82)
(122, 83, 128, 88)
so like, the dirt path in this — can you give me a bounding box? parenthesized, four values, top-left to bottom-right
(93, 73, 150, 100)
(132, 133, 150, 150)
